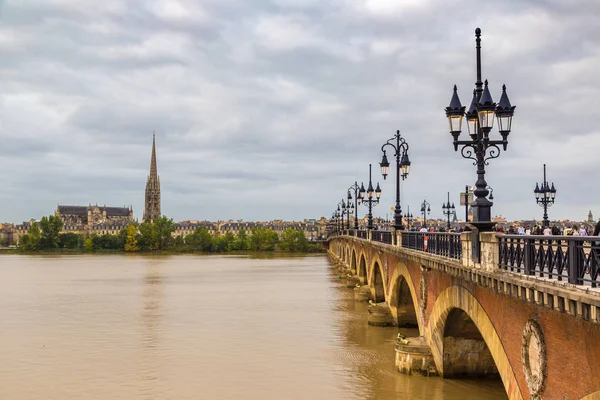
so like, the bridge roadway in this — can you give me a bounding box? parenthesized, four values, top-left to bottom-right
(327, 230, 600, 400)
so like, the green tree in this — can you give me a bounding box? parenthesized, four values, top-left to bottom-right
(249, 227, 278, 251)
(138, 222, 154, 251)
(59, 233, 83, 249)
(124, 223, 139, 252)
(21, 223, 41, 251)
(39, 215, 63, 249)
(223, 232, 236, 252)
(278, 228, 308, 252)
(153, 216, 175, 250)
(294, 230, 309, 252)
(213, 234, 227, 252)
(172, 235, 185, 250)
(191, 227, 213, 252)
(234, 230, 249, 251)
(84, 235, 95, 252)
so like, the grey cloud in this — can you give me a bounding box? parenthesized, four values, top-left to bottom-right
(0, 0, 599, 223)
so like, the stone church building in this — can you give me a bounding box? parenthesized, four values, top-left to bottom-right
(54, 204, 133, 228)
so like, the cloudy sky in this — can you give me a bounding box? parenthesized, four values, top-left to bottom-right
(0, 0, 599, 223)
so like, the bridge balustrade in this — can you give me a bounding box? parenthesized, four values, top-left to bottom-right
(498, 234, 600, 287)
(371, 230, 393, 245)
(402, 231, 462, 260)
(357, 230, 368, 239)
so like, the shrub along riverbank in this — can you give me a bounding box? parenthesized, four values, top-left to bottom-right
(16, 215, 324, 254)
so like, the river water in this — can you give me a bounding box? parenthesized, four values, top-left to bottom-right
(0, 254, 507, 399)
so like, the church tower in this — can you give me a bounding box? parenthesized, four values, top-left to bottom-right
(143, 134, 161, 223)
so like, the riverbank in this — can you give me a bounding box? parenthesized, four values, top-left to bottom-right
(0, 248, 326, 256)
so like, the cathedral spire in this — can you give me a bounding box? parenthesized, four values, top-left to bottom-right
(143, 133, 161, 223)
(150, 132, 158, 179)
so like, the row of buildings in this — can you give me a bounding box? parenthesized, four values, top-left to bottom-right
(0, 218, 327, 246)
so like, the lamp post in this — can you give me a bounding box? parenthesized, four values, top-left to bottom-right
(420, 200, 431, 228)
(462, 185, 493, 223)
(442, 192, 456, 230)
(445, 28, 516, 233)
(403, 205, 413, 229)
(379, 130, 411, 230)
(534, 164, 556, 227)
(348, 182, 360, 230)
(337, 201, 346, 233)
(345, 194, 354, 230)
(359, 164, 381, 230)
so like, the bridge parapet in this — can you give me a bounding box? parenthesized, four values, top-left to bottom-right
(330, 231, 600, 325)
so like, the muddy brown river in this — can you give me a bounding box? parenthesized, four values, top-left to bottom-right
(0, 254, 507, 399)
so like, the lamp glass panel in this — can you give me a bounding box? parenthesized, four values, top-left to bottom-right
(497, 114, 512, 132)
(400, 164, 408, 176)
(478, 110, 495, 129)
(466, 117, 478, 136)
(449, 115, 463, 132)
(380, 164, 389, 177)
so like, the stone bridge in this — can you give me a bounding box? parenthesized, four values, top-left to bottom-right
(328, 231, 600, 400)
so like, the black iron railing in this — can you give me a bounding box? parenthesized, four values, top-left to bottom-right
(402, 231, 462, 260)
(357, 230, 368, 239)
(498, 235, 600, 287)
(372, 230, 393, 245)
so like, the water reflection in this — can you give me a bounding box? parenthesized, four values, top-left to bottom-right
(138, 260, 165, 399)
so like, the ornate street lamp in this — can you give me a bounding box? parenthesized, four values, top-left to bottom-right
(420, 199, 431, 228)
(445, 28, 516, 233)
(345, 194, 354, 230)
(534, 164, 556, 227)
(379, 130, 411, 230)
(442, 192, 456, 230)
(359, 164, 381, 230)
(403, 205, 413, 229)
(348, 182, 360, 230)
(337, 200, 346, 232)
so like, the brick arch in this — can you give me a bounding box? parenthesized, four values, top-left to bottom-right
(345, 244, 351, 265)
(350, 249, 357, 272)
(368, 253, 386, 303)
(426, 285, 523, 400)
(357, 251, 368, 284)
(387, 262, 422, 334)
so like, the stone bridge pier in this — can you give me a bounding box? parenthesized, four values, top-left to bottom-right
(327, 232, 600, 400)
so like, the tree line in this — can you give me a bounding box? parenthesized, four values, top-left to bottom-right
(19, 215, 322, 253)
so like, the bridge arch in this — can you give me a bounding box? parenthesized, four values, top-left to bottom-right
(358, 253, 367, 284)
(388, 263, 420, 331)
(345, 245, 350, 265)
(426, 285, 523, 400)
(368, 253, 386, 303)
(350, 249, 357, 272)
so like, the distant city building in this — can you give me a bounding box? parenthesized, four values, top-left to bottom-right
(143, 134, 161, 223)
(588, 210, 594, 223)
(55, 204, 133, 227)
